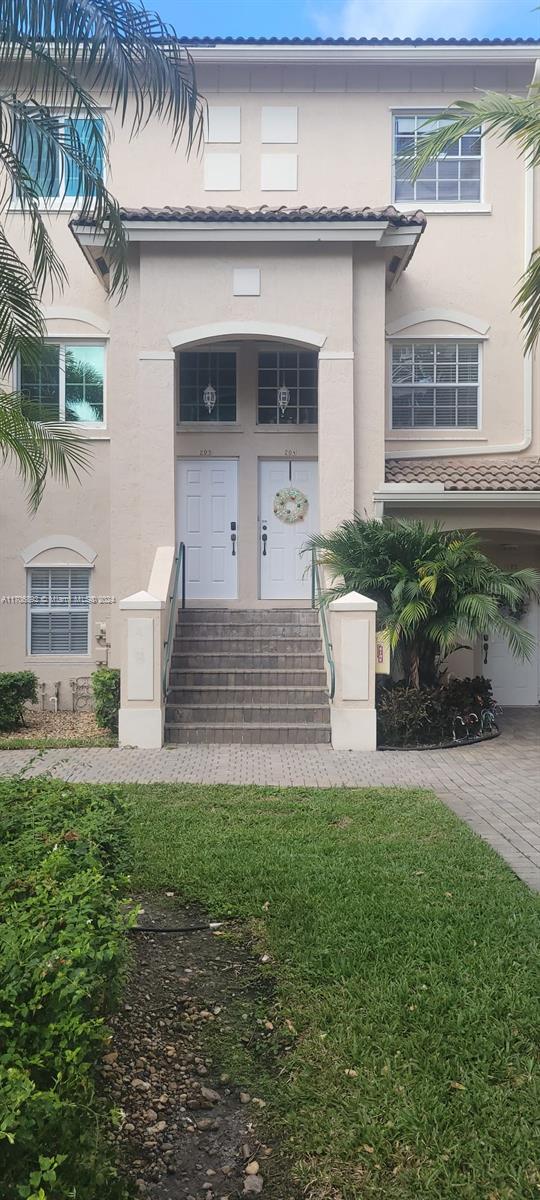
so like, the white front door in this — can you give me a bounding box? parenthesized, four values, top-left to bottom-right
(176, 459, 238, 600)
(259, 459, 319, 600)
(484, 598, 540, 706)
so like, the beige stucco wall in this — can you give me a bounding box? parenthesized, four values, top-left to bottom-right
(1, 51, 540, 698)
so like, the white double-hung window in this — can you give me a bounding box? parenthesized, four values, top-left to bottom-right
(28, 568, 90, 655)
(393, 114, 482, 203)
(391, 342, 480, 429)
(19, 342, 105, 425)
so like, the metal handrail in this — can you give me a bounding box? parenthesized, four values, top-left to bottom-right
(311, 547, 335, 701)
(162, 542, 186, 700)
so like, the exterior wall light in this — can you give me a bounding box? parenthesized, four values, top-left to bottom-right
(203, 382, 217, 414)
(277, 384, 290, 415)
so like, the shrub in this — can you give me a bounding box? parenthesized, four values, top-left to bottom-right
(0, 671, 38, 731)
(0, 778, 132, 1199)
(377, 676, 494, 747)
(92, 667, 120, 734)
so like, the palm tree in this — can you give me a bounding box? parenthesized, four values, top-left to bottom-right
(407, 91, 540, 350)
(0, 0, 202, 507)
(309, 517, 540, 688)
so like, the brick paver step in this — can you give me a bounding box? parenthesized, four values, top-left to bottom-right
(164, 723, 332, 744)
(165, 703, 331, 725)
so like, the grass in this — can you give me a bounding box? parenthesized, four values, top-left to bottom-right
(129, 784, 540, 1200)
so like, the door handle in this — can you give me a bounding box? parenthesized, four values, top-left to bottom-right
(230, 521, 237, 557)
(261, 521, 268, 557)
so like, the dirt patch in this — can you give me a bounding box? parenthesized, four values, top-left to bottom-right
(103, 896, 280, 1200)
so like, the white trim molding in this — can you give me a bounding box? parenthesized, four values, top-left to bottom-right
(138, 351, 175, 361)
(21, 534, 97, 567)
(386, 309, 490, 338)
(42, 306, 110, 336)
(374, 485, 540, 506)
(167, 321, 327, 350)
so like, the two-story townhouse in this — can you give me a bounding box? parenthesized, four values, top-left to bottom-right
(1, 35, 539, 741)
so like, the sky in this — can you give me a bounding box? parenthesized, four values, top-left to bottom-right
(153, 0, 540, 42)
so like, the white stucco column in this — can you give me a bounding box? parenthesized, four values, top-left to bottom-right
(328, 591, 377, 751)
(318, 355, 355, 532)
(118, 590, 165, 748)
(138, 354, 177, 561)
(353, 248, 386, 516)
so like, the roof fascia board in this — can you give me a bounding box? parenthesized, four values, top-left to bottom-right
(189, 45, 540, 65)
(374, 487, 540, 504)
(74, 220, 407, 244)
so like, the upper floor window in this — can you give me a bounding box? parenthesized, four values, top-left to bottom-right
(19, 342, 105, 425)
(28, 567, 90, 655)
(391, 342, 479, 429)
(258, 349, 318, 425)
(393, 114, 482, 203)
(179, 351, 236, 422)
(18, 116, 104, 205)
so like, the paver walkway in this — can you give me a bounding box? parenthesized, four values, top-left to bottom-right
(1, 708, 539, 889)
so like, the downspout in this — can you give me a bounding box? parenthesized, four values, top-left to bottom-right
(389, 59, 538, 462)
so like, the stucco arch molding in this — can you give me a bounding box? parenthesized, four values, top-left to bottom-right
(167, 321, 327, 351)
(386, 309, 490, 340)
(21, 535, 97, 568)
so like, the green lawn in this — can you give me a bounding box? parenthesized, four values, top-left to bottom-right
(129, 784, 540, 1200)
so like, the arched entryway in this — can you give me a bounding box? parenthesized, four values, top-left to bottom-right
(169, 322, 324, 606)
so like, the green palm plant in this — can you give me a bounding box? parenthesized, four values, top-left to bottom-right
(309, 517, 540, 689)
(0, 0, 202, 506)
(407, 90, 540, 350)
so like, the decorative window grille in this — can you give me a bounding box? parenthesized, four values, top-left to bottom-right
(391, 342, 479, 428)
(394, 114, 482, 203)
(257, 348, 318, 425)
(29, 568, 90, 655)
(19, 343, 105, 424)
(179, 351, 237, 422)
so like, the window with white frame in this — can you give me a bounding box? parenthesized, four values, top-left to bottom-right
(17, 116, 104, 205)
(393, 114, 482, 203)
(391, 342, 480, 429)
(28, 568, 90, 655)
(19, 342, 105, 424)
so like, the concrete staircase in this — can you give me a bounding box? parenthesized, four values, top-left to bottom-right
(165, 609, 331, 744)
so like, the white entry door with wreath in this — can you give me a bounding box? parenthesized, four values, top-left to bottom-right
(259, 459, 319, 600)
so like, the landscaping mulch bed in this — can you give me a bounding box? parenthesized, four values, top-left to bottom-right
(104, 895, 275, 1200)
(0, 705, 114, 747)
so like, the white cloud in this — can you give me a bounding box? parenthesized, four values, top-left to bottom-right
(311, 0, 494, 40)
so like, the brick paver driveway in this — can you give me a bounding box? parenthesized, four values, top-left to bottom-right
(1, 708, 538, 889)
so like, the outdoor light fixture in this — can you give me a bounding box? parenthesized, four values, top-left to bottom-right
(277, 383, 290, 415)
(202, 382, 217, 414)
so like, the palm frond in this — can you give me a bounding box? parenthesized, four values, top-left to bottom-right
(0, 0, 203, 148)
(0, 392, 91, 511)
(0, 230, 46, 372)
(408, 92, 540, 179)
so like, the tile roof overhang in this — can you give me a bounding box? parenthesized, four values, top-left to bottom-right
(71, 205, 426, 287)
(174, 36, 540, 66)
(382, 456, 540, 498)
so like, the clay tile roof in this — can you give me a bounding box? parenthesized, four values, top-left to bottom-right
(178, 36, 540, 47)
(114, 204, 426, 228)
(385, 456, 540, 492)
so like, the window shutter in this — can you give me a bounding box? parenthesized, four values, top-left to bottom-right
(29, 567, 90, 654)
